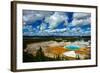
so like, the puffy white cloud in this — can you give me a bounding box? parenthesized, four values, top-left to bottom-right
(40, 23, 47, 31)
(23, 10, 53, 24)
(71, 27, 81, 32)
(71, 13, 91, 26)
(23, 10, 69, 30)
(45, 28, 67, 33)
(64, 20, 69, 26)
(23, 10, 91, 36)
(23, 25, 37, 36)
(66, 27, 90, 36)
(69, 12, 91, 36)
(72, 18, 91, 26)
(44, 12, 68, 29)
(23, 13, 43, 24)
(73, 13, 91, 19)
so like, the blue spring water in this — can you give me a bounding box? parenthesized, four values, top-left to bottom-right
(64, 45, 80, 50)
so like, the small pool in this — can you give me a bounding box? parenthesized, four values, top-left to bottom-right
(64, 45, 80, 50)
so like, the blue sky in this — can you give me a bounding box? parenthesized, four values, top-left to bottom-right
(23, 10, 91, 36)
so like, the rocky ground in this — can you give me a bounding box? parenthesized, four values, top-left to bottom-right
(24, 40, 91, 61)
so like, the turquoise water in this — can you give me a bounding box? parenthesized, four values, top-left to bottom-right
(64, 45, 80, 50)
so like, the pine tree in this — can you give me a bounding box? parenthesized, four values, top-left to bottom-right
(76, 54, 80, 60)
(36, 47, 45, 61)
(56, 55, 61, 60)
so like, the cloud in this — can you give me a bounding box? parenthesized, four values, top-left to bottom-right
(23, 10, 53, 25)
(23, 25, 33, 32)
(23, 14, 43, 25)
(45, 28, 67, 33)
(23, 10, 69, 29)
(23, 25, 34, 36)
(84, 31, 91, 35)
(71, 17, 91, 26)
(71, 27, 81, 32)
(23, 10, 91, 36)
(71, 13, 91, 26)
(73, 13, 91, 19)
(44, 12, 68, 29)
(64, 20, 69, 26)
(40, 23, 47, 31)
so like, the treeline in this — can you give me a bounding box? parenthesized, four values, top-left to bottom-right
(23, 36, 91, 49)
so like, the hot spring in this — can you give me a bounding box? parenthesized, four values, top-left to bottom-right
(64, 45, 80, 50)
